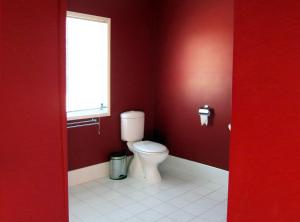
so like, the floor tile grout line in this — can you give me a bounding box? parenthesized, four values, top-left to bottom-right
(182, 197, 226, 221)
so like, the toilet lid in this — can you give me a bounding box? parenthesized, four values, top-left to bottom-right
(133, 141, 167, 153)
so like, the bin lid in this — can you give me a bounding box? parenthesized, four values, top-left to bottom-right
(111, 152, 127, 159)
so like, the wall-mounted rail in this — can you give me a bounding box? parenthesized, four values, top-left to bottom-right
(67, 118, 99, 129)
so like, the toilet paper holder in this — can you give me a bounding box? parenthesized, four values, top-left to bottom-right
(198, 105, 211, 126)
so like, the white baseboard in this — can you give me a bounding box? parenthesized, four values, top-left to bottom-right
(159, 155, 229, 185)
(68, 162, 109, 186)
(68, 155, 228, 186)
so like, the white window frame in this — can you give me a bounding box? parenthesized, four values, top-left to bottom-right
(66, 11, 111, 121)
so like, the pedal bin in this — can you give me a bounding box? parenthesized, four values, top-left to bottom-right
(109, 153, 127, 180)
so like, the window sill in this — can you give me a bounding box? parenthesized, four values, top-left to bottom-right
(67, 108, 110, 121)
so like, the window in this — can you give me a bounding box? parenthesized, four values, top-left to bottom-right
(66, 12, 110, 120)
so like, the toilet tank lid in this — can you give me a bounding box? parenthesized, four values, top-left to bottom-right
(121, 111, 145, 119)
(133, 141, 167, 153)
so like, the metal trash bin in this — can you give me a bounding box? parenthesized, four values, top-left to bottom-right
(109, 152, 127, 180)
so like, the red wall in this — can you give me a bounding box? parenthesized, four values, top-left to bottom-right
(67, 0, 157, 170)
(0, 1, 68, 222)
(228, 0, 300, 221)
(155, 0, 233, 170)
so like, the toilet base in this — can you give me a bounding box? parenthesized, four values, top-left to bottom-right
(138, 151, 169, 184)
(128, 154, 144, 180)
(143, 165, 162, 184)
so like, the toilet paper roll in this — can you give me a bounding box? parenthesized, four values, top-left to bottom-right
(200, 115, 208, 126)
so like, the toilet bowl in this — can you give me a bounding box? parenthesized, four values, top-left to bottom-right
(121, 111, 169, 183)
(133, 141, 169, 184)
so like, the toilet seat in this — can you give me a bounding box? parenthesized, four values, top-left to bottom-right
(133, 141, 167, 153)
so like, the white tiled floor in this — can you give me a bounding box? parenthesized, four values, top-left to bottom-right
(69, 170, 228, 222)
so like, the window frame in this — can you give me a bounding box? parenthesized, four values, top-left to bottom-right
(66, 11, 111, 121)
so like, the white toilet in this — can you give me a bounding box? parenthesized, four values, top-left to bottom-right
(121, 111, 169, 184)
